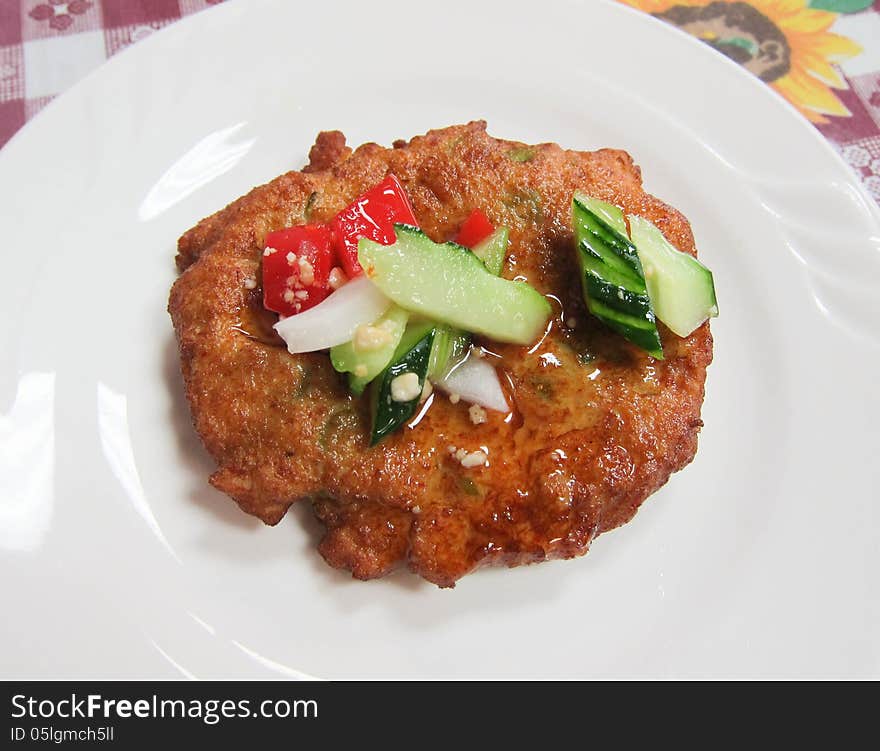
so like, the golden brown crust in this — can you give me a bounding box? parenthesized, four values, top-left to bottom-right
(168, 121, 713, 587)
(303, 130, 351, 173)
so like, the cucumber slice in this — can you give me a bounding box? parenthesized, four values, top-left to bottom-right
(573, 191, 628, 237)
(426, 227, 508, 380)
(628, 215, 718, 337)
(578, 245, 647, 295)
(358, 225, 551, 346)
(582, 269, 653, 318)
(472, 226, 509, 276)
(572, 195, 663, 358)
(330, 305, 409, 395)
(578, 229, 647, 288)
(369, 321, 435, 445)
(573, 194, 643, 278)
(428, 324, 470, 380)
(588, 300, 663, 358)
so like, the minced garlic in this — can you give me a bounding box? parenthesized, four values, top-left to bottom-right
(468, 404, 488, 425)
(329, 267, 347, 290)
(447, 444, 488, 469)
(459, 450, 488, 468)
(297, 256, 315, 286)
(390, 372, 421, 402)
(353, 322, 394, 352)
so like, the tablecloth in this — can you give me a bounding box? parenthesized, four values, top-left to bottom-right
(1, 0, 879, 204)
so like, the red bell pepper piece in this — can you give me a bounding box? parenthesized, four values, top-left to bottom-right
(454, 208, 495, 249)
(262, 224, 334, 317)
(331, 174, 418, 278)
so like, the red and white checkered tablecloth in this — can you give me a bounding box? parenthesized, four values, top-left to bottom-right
(0, 0, 222, 147)
(1, 0, 880, 204)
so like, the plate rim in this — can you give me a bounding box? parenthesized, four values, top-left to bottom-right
(1, 0, 877, 679)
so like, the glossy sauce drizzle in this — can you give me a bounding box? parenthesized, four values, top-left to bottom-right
(233, 286, 285, 347)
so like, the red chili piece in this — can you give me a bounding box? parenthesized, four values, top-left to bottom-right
(454, 208, 495, 249)
(262, 224, 334, 317)
(331, 174, 418, 278)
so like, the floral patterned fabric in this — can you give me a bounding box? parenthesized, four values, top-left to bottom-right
(0, 0, 879, 202)
(621, 0, 880, 202)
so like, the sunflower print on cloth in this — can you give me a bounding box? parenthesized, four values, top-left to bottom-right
(618, 0, 861, 123)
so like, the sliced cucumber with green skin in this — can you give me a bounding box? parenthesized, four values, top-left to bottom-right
(330, 305, 409, 395)
(369, 321, 435, 445)
(573, 194, 644, 278)
(573, 191, 628, 237)
(588, 300, 666, 354)
(428, 324, 470, 380)
(426, 228, 508, 380)
(572, 195, 663, 359)
(472, 226, 509, 276)
(359, 225, 551, 346)
(628, 215, 718, 337)
(582, 269, 653, 318)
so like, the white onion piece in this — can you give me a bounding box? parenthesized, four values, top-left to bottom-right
(436, 356, 509, 413)
(273, 276, 391, 353)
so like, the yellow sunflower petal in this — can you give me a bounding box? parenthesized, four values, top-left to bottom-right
(809, 32, 862, 62)
(761, 3, 836, 34)
(797, 50, 847, 89)
(804, 110, 830, 125)
(615, 0, 862, 124)
(770, 82, 831, 123)
(617, 0, 673, 12)
(775, 69, 850, 117)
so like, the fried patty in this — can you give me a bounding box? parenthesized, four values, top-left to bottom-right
(168, 122, 713, 587)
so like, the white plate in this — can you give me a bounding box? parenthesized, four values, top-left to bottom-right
(1, 0, 878, 679)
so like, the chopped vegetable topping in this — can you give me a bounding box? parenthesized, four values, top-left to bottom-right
(627, 215, 718, 337)
(274, 275, 391, 353)
(262, 176, 570, 446)
(262, 224, 333, 317)
(460, 450, 488, 468)
(436, 354, 509, 413)
(471, 227, 509, 276)
(297, 256, 315, 285)
(353, 320, 396, 352)
(448, 445, 488, 468)
(454, 208, 494, 248)
(572, 192, 718, 355)
(468, 404, 488, 425)
(328, 267, 347, 290)
(330, 305, 408, 394)
(359, 225, 551, 346)
(390, 372, 421, 402)
(572, 194, 663, 358)
(331, 174, 418, 278)
(369, 323, 435, 445)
